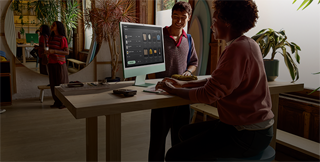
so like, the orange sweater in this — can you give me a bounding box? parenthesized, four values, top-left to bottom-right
(189, 36, 274, 126)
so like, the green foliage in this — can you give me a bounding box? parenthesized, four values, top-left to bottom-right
(33, 0, 60, 27)
(292, 0, 319, 93)
(162, 0, 175, 10)
(12, 0, 82, 44)
(308, 72, 320, 94)
(11, 0, 22, 14)
(61, 0, 82, 44)
(293, 0, 320, 10)
(19, 27, 25, 35)
(251, 28, 301, 82)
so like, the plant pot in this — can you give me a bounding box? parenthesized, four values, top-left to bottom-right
(105, 77, 121, 82)
(263, 59, 279, 82)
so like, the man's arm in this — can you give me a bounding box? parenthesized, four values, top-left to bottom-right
(182, 65, 197, 76)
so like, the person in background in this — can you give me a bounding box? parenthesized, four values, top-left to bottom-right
(34, 25, 50, 75)
(156, 0, 274, 161)
(148, 2, 198, 161)
(36, 29, 40, 38)
(45, 21, 69, 109)
(0, 50, 7, 114)
(30, 29, 41, 59)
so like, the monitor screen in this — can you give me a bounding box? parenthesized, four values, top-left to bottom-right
(120, 22, 165, 87)
(26, 33, 39, 44)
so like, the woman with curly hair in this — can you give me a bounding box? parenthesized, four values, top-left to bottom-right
(156, 0, 274, 161)
(45, 21, 69, 109)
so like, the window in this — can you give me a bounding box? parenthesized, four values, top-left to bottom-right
(155, 0, 189, 32)
(83, 0, 92, 50)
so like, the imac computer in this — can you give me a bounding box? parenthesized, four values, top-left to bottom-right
(26, 33, 39, 44)
(119, 22, 165, 87)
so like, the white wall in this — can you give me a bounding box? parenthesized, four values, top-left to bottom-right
(245, 0, 320, 89)
(198, 0, 319, 90)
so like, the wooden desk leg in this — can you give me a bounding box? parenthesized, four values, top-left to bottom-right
(22, 47, 26, 64)
(86, 117, 98, 162)
(270, 94, 279, 149)
(106, 114, 121, 161)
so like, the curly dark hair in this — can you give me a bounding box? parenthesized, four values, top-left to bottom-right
(51, 21, 66, 38)
(172, 1, 192, 17)
(212, 0, 259, 33)
(40, 25, 50, 37)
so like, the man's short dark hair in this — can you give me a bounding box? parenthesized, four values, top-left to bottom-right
(172, 1, 192, 17)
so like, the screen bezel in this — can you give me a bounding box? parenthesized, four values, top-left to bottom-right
(119, 22, 166, 79)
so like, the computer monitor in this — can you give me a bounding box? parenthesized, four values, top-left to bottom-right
(119, 22, 165, 87)
(26, 33, 39, 44)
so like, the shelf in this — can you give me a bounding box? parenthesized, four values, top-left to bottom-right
(14, 15, 37, 17)
(15, 23, 39, 26)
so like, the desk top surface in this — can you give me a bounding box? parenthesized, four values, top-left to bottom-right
(55, 75, 304, 119)
(17, 43, 38, 47)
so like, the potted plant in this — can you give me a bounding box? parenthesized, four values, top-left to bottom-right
(251, 28, 301, 82)
(84, 0, 136, 81)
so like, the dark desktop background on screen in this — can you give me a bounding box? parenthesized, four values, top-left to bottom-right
(122, 24, 164, 68)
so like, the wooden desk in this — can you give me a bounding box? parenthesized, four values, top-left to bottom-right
(16, 43, 37, 64)
(55, 76, 304, 161)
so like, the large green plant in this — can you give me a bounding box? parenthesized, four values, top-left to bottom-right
(33, 0, 60, 26)
(251, 28, 301, 82)
(61, 0, 82, 44)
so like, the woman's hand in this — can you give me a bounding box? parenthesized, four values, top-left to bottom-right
(44, 49, 55, 55)
(155, 80, 177, 95)
(161, 77, 187, 88)
(155, 79, 191, 100)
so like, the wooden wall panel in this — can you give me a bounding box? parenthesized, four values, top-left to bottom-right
(278, 94, 320, 143)
(309, 107, 319, 142)
(278, 100, 305, 137)
(136, 0, 148, 24)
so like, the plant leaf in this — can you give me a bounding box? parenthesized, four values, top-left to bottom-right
(303, 0, 314, 10)
(297, 0, 310, 10)
(282, 47, 296, 81)
(308, 87, 320, 95)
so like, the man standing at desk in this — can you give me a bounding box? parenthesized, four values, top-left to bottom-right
(148, 1, 198, 161)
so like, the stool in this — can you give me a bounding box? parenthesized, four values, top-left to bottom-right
(38, 85, 50, 103)
(216, 146, 276, 161)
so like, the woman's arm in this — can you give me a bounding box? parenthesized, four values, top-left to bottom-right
(162, 77, 208, 88)
(47, 48, 69, 55)
(155, 77, 210, 100)
(183, 78, 208, 88)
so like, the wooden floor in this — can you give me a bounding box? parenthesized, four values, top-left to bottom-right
(1, 97, 301, 161)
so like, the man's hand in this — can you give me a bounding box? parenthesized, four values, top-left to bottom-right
(182, 70, 192, 76)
